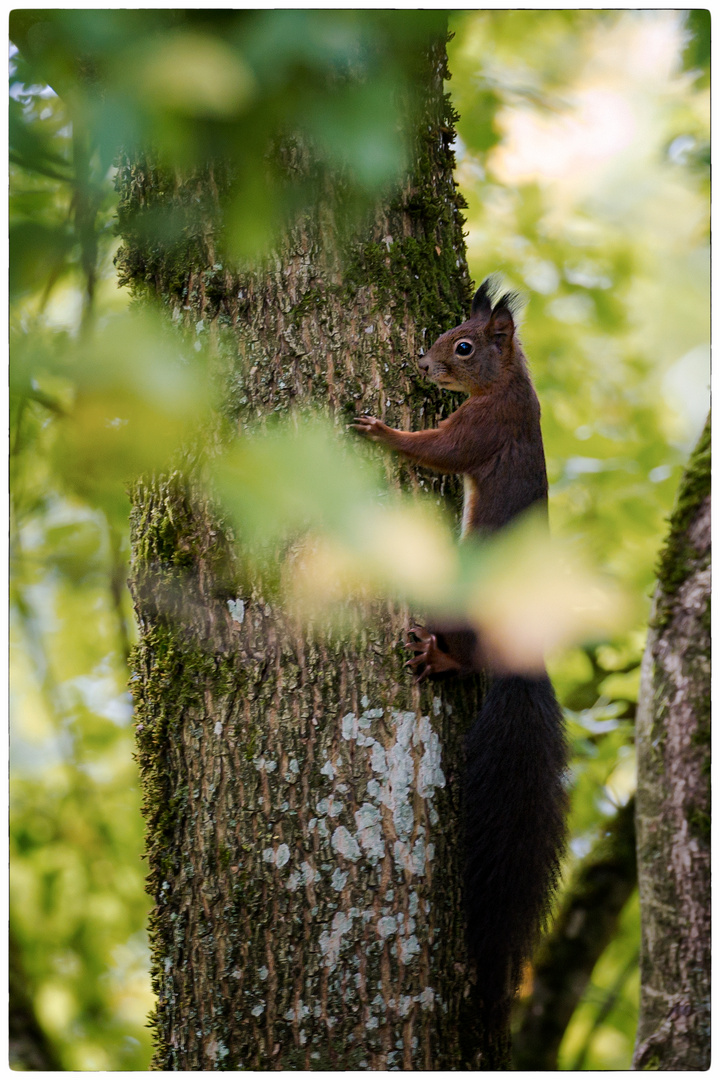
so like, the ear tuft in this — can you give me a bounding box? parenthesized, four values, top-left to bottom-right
(471, 273, 503, 318)
(494, 289, 524, 319)
(489, 290, 526, 340)
(472, 274, 527, 330)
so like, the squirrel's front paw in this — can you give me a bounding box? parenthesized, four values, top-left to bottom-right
(350, 415, 391, 442)
(405, 626, 462, 682)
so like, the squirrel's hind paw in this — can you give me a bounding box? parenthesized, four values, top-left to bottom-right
(404, 626, 463, 680)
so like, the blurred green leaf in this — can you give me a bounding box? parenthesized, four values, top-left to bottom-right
(214, 417, 383, 544)
(11, 309, 213, 524)
(9, 8, 710, 1070)
(9, 95, 72, 181)
(10, 221, 75, 299)
(682, 10, 710, 85)
(125, 31, 257, 119)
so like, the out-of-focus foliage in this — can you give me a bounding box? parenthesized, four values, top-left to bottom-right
(10, 9, 446, 268)
(9, 10, 447, 1070)
(9, 503, 152, 1069)
(9, 8, 709, 1072)
(565, 893, 641, 1070)
(214, 419, 626, 670)
(448, 8, 709, 1068)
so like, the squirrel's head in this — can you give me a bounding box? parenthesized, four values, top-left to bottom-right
(418, 276, 523, 395)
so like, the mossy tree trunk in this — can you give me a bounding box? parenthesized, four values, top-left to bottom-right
(632, 415, 710, 1070)
(120, 37, 508, 1069)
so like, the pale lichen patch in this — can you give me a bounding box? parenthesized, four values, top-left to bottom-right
(227, 598, 245, 623)
(331, 825, 361, 862)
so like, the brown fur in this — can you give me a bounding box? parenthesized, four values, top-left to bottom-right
(353, 278, 568, 1010)
(353, 279, 548, 535)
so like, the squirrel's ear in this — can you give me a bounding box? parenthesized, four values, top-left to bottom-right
(488, 289, 522, 340)
(488, 300, 515, 340)
(471, 276, 498, 319)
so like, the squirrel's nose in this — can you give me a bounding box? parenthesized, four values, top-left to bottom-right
(418, 354, 430, 372)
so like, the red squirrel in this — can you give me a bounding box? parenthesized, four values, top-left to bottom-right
(353, 276, 568, 1010)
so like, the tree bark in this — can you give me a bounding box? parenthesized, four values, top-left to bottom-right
(632, 415, 710, 1070)
(122, 34, 508, 1069)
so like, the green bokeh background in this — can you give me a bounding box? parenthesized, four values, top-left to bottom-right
(9, 10, 709, 1070)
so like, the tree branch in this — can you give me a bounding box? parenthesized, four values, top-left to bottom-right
(512, 796, 637, 1070)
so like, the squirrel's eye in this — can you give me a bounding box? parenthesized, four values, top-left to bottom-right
(455, 340, 474, 357)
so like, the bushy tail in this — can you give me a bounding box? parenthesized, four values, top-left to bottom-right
(464, 674, 568, 1006)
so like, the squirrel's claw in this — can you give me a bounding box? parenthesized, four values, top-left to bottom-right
(405, 658, 430, 684)
(405, 627, 435, 653)
(351, 415, 388, 442)
(404, 626, 462, 681)
(404, 626, 435, 683)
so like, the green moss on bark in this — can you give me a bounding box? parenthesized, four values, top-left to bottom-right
(121, 30, 507, 1072)
(653, 414, 710, 630)
(633, 412, 710, 1070)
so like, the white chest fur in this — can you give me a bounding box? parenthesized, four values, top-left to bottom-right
(461, 475, 478, 537)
